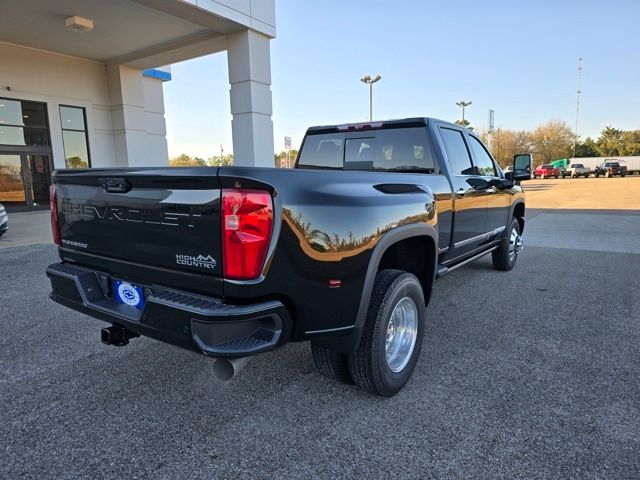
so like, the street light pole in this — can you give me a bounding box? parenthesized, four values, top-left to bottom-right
(456, 100, 472, 123)
(360, 74, 382, 121)
(572, 57, 583, 159)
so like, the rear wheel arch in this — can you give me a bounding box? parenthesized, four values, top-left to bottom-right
(512, 201, 525, 233)
(377, 236, 437, 306)
(315, 224, 437, 354)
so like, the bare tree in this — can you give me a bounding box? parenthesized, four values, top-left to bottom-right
(529, 120, 574, 165)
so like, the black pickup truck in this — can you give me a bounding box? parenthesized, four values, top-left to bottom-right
(594, 161, 627, 178)
(46, 118, 531, 397)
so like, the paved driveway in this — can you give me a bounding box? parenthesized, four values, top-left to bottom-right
(0, 211, 51, 249)
(1, 208, 639, 479)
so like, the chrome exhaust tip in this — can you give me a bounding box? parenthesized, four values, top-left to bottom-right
(211, 357, 251, 381)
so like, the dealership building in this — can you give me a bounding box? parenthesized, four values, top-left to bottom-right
(0, 0, 276, 210)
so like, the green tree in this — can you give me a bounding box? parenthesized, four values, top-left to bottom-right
(574, 137, 598, 157)
(208, 154, 233, 166)
(595, 126, 624, 156)
(620, 130, 640, 156)
(275, 149, 298, 168)
(65, 156, 89, 168)
(169, 154, 206, 166)
(454, 119, 473, 130)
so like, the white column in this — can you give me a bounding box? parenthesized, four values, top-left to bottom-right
(227, 30, 275, 167)
(107, 64, 168, 167)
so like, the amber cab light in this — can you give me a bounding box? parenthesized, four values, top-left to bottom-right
(50, 184, 61, 246)
(221, 189, 273, 280)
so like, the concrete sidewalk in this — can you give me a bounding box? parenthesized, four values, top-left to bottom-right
(0, 210, 52, 249)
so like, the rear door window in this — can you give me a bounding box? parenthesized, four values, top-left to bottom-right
(467, 136, 497, 177)
(439, 128, 474, 175)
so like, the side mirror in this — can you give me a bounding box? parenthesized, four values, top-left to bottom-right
(489, 178, 515, 190)
(466, 177, 491, 190)
(513, 153, 532, 181)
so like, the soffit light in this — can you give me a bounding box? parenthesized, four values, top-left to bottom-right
(65, 16, 94, 32)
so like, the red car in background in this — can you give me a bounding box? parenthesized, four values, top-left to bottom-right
(533, 164, 560, 179)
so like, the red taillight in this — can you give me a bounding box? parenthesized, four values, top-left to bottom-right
(221, 189, 273, 280)
(50, 184, 61, 246)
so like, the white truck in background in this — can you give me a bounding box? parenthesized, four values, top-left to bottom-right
(563, 162, 590, 178)
(569, 157, 640, 175)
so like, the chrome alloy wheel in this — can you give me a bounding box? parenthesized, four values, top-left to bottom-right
(385, 297, 418, 373)
(509, 226, 523, 261)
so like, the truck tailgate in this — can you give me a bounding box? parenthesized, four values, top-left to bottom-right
(53, 168, 222, 278)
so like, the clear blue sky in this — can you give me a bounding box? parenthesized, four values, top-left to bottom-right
(164, 0, 640, 158)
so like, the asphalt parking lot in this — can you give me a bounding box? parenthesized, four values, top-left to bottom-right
(1, 180, 639, 479)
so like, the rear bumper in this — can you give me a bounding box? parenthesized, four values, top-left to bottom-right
(46, 262, 291, 357)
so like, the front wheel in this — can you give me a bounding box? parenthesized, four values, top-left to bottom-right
(348, 269, 425, 397)
(492, 218, 522, 271)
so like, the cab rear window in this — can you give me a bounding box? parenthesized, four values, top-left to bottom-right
(297, 128, 436, 172)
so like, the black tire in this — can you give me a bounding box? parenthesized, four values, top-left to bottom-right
(621, 174, 626, 178)
(492, 217, 521, 271)
(347, 269, 425, 397)
(311, 342, 353, 384)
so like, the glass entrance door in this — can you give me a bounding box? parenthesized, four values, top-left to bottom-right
(0, 153, 53, 209)
(27, 154, 52, 207)
(0, 154, 27, 206)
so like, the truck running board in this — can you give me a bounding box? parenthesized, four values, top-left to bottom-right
(436, 245, 499, 277)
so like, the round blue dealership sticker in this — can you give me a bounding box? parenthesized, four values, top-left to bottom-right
(116, 282, 142, 308)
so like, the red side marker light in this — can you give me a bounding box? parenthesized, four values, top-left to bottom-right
(328, 279, 341, 288)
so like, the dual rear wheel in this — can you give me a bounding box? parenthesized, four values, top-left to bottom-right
(312, 217, 524, 396)
(311, 269, 425, 397)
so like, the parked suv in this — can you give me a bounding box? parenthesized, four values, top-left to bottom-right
(533, 165, 560, 179)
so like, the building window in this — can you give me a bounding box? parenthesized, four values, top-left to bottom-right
(60, 106, 90, 168)
(0, 98, 50, 147)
